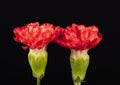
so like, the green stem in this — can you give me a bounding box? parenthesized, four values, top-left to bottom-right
(74, 80, 81, 85)
(74, 82, 81, 85)
(37, 78, 41, 85)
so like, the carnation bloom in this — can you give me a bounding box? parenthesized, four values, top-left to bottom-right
(55, 23, 102, 50)
(13, 22, 63, 85)
(54, 23, 102, 85)
(13, 22, 62, 50)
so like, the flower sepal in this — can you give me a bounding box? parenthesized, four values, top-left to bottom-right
(28, 46, 48, 79)
(70, 49, 89, 85)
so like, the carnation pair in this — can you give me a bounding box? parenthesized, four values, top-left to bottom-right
(13, 22, 102, 85)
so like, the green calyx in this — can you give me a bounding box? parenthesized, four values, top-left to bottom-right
(28, 47, 48, 79)
(70, 49, 89, 85)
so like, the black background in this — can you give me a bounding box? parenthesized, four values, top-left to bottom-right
(0, 1, 119, 85)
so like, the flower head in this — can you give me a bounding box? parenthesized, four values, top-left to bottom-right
(55, 23, 102, 50)
(13, 22, 62, 50)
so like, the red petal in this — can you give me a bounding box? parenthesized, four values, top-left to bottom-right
(54, 24, 102, 50)
(13, 22, 63, 49)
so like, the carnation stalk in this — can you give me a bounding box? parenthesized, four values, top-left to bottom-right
(28, 46, 48, 85)
(37, 78, 40, 85)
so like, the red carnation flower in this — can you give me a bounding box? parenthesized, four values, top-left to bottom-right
(13, 22, 63, 49)
(55, 23, 102, 50)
